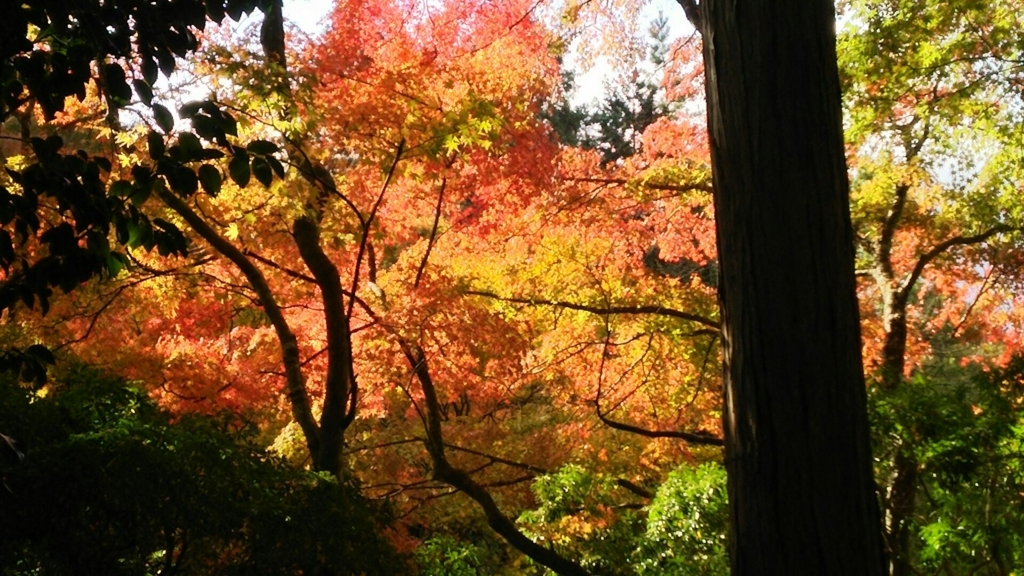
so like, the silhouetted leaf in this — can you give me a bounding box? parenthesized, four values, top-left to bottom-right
(198, 164, 222, 196)
(228, 153, 250, 187)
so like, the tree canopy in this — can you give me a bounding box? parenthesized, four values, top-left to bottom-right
(2, 0, 1024, 574)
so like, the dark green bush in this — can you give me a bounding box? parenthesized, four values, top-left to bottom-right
(0, 366, 406, 575)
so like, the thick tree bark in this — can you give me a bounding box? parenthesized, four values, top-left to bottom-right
(293, 216, 357, 477)
(696, 0, 886, 573)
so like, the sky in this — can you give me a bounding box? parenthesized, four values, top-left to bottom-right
(280, 0, 691, 38)
(281, 0, 334, 33)
(277, 0, 692, 108)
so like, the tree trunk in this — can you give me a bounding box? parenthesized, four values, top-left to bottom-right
(886, 446, 917, 576)
(879, 300, 916, 576)
(697, 0, 886, 572)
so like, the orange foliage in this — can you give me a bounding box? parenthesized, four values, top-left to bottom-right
(19, 0, 1024, 560)
(26, 2, 725, 529)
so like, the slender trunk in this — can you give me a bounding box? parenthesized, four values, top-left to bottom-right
(879, 297, 916, 576)
(292, 215, 357, 477)
(256, 0, 357, 479)
(697, 0, 886, 572)
(887, 446, 917, 576)
(401, 344, 589, 576)
(880, 296, 908, 391)
(156, 188, 322, 462)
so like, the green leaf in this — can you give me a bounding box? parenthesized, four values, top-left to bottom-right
(251, 156, 273, 188)
(200, 149, 226, 160)
(133, 79, 154, 106)
(93, 156, 112, 173)
(266, 156, 286, 179)
(152, 217, 179, 233)
(30, 135, 63, 161)
(129, 185, 152, 207)
(182, 169, 200, 196)
(142, 57, 158, 86)
(228, 153, 250, 187)
(109, 180, 133, 198)
(217, 109, 238, 137)
(103, 63, 132, 104)
(198, 164, 222, 196)
(191, 113, 222, 142)
(127, 219, 153, 249)
(106, 251, 129, 277)
(206, 0, 227, 24)
(153, 103, 174, 133)
(0, 230, 14, 269)
(132, 165, 153, 187)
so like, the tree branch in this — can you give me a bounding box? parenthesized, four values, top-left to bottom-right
(441, 441, 548, 475)
(615, 478, 654, 500)
(292, 215, 357, 475)
(595, 410, 724, 446)
(243, 248, 317, 283)
(414, 176, 446, 289)
(156, 187, 321, 459)
(951, 266, 998, 339)
(557, 175, 711, 194)
(876, 184, 910, 285)
(466, 290, 719, 330)
(899, 225, 1016, 305)
(401, 343, 590, 576)
(348, 139, 404, 317)
(675, 0, 703, 31)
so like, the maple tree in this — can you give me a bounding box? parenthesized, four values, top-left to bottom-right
(17, 1, 726, 572)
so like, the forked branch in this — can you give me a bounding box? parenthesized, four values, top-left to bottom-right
(399, 343, 590, 576)
(899, 225, 1017, 305)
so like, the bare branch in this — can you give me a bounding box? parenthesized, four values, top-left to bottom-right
(344, 437, 421, 455)
(615, 478, 654, 500)
(951, 266, 998, 339)
(53, 279, 144, 351)
(442, 442, 548, 475)
(400, 343, 589, 576)
(480, 474, 536, 489)
(466, 290, 719, 330)
(900, 225, 1016, 304)
(414, 176, 446, 288)
(243, 248, 316, 283)
(595, 409, 724, 446)
(682, 333, 719, 409)
(591, 315, 721, 442)
(349, 139, 404, 317)
(557, 175, 711, 194)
